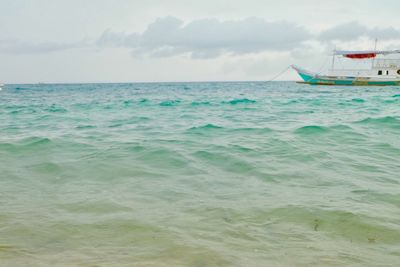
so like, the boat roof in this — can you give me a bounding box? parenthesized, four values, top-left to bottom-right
(334, 50, 400, 59)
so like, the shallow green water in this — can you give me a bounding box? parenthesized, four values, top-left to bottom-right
(0, 82, 399, 266)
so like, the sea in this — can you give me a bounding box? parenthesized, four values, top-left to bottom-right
(0, 82, 399, 267)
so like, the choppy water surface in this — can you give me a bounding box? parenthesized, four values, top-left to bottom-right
(0, 82, 399, 266)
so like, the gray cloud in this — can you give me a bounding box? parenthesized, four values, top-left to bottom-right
(4, 18, 400, 58)
(97, 17, 311, 59)
(98, 17, 400, 59)
(319, 21, 400, 41)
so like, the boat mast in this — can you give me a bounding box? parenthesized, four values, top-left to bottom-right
(331, 45, 336, 72)
(372, 38, 378, 68)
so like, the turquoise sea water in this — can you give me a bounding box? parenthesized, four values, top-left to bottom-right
(0, 82, 399, 266)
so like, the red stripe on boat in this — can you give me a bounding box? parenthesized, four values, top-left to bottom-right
(344, 53, 376, 59)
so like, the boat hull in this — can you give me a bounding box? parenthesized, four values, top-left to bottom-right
(292, 65, 400, 86)
(297, 80, 400, 86)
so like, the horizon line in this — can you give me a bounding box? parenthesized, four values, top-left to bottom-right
(2, 80, 297, 85)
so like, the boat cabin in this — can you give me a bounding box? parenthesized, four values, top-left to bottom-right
(327, 50, 400, 78)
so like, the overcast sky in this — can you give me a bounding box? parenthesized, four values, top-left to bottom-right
(1, 0, 400, 83)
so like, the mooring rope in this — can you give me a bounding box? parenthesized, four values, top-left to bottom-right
(266, 65, 292, 82)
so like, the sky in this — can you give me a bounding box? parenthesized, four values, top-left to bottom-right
(1, 0, 400, 83)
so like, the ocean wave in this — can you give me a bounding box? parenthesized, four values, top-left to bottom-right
(187, 124, 223, 131)
(128, 145, 146, 153)
(27, 162, 62, 174)
(351, 98, 365, 103)
(8, 108, 38, 115)
(44, 105, 68, 113)
(223, 98, 256, 105)
(233, 127, 273, 134)
(283, 99, 299, 105)
(76, 125, 97, 130)
(192, 150, 255, 174)
(14, 87, 30, 91)
(0, 137, 52, 153)
(294, 124, 359, 136)
(0, 137, 99, 156)
(123, 100, 134, 106)
(4, 104, 40, 115)
(356, 116, 400, 128)
(159, 100, 181, 106)
(294, 125, 329, 135)
(71, 102, 103, 110)
(132, 147, 191, 170)
(191, 101, 211, 106)
(328, 124, 353, 131)
(120, 98, 150, 106)
(19, 136, 52, 147)
(108, 117, 150, 128)
(229, 144, 256, 153)
(372, 142, 400, 155)
(108, 122, 124, 128)
(186, 125, 274, 137)
(383, 99, 399, 104)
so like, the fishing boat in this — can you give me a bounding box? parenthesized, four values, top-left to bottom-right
(292, 47, 400, 86)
